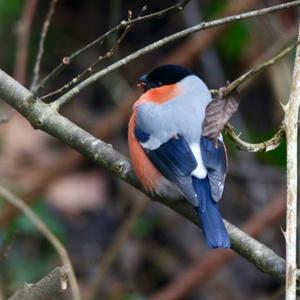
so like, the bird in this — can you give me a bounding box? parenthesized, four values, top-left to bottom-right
(128, 64, 230, 248)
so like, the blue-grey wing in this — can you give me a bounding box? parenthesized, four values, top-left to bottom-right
(134, 115, 199, 206)
(200, 137, 227, 202)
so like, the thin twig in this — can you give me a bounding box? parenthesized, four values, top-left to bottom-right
(30, 0, 59, 91)
(225, 123, 285, 152)
(214, 38, 300, 152)
(14, 0, 38, 85)
(51, 0, 300, 109)
(0, 186, 81, 300)
(222, 39, 300, 97)
(41, 8, 139, 103)
(283, 23, 300, 300)
(33, 0, 191, 95)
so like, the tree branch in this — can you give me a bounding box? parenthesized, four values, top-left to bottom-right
(0, 69, 291, 282)
(283, 23, 300, 300)
(225, 123, 285, 152)
(40, 7, 138, 103)
(206, 37, 300, 152)
(8, 267, 68, 300)
(32, 0, 191, 95)
(51, 0, 300, 108)
(220, 39, 300, 97)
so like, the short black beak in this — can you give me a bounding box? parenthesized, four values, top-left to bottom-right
(137, 74, 148, 91)
(138, 74, 148, 83)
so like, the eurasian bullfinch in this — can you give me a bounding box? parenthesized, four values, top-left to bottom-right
(128, 64, 230, 248)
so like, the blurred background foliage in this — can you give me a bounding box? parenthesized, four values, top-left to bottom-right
(0, 0, 296, 299)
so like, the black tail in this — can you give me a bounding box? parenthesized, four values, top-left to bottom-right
(192, 176, 230, 248)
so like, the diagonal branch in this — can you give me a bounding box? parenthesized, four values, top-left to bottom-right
(0, 69, 292, 282)
(222, 39, 300, 97)
(51, 0, 300, 107)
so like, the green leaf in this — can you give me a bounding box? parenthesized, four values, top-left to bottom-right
(217, 23, 250, 62)
(9, 199, 66, 241)
(131, 216, 160, 238)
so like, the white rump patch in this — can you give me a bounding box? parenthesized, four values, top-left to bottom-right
(190, 143, 207, 178)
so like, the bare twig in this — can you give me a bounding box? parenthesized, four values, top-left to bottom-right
(225, 123, 285, 152)
(41, 8, 139, 104)
(14, 0, 38, 85)
(30, 0, 59, 91)
(87, 194, 149, 300)
(0, 69, 290, 282)
(283, 24, 300, 300)
(163, 0, 261, 66)
(51, 0, 300, 108)
(213, 38, 300, 152)
(0, 186, 81, 300)
(8, 267, 68, 300)
(33, 0, 191, 95)
(222, 39, 300, 97)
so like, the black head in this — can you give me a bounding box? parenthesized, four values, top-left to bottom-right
(138, 64, 193, 92)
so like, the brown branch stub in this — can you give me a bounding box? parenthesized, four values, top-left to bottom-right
(8, 267, 68, 300)
(225, 123, 285, 152)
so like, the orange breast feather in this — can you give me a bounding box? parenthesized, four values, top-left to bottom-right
(128, 112, 161, 192)
(134, 83, 181, 108)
